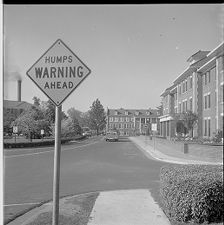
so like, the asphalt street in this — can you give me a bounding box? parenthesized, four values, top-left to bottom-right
(4, 136, 169, 223)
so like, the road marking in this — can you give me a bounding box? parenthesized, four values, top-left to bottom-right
(4, 202, 41, 207)
(4, 139, 102, 159)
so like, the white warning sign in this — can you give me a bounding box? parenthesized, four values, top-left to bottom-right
(26, 39, 91, 106)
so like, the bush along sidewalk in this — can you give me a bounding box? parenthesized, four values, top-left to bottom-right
(160, 164, 223, 224)
(4, 136, 86, 148)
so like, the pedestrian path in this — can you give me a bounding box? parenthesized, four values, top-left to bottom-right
(88, 189, 170, 225)
(7, 189, 171, 225)
(129, 136, 223, 165)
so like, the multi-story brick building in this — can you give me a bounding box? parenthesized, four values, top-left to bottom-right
(106, 108, 161, 136)
(159, 42, 223, 139)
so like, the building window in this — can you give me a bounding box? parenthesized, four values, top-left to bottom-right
(125, 111, 128, 115)
(208, 71, 211, 83)
(189, 98, 193, 111)
(204, 95, 207, 109)
(131, 117, 134, 122)
(179, 103, 181, 113)
(208, 94, 211, 108)
(204, 119, 207, 136)
(126, 117, 129, 122)
(179, 85, 181, 95)
(204, 93, 211, 109)
(182, 82, 185, 93)
(109, 117, 113, 122)
(204, 73, 207, 85)
(114, 117, 118, 122)
(208, 119, 211, 137)
(115, 111, 118, 115)
(190, 76, 193, 89)
(185, 80, 188, 92)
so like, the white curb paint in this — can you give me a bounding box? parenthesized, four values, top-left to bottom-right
(88, 189, 170, 225)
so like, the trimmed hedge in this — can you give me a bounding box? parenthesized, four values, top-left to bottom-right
(4, 136, 86, 148)
(160, 165, 223, 224)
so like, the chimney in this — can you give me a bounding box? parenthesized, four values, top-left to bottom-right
(17, 80, 21, 102)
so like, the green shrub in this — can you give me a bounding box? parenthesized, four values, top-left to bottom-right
(4, 136, 86, 148)
(160, 165, 223, 224)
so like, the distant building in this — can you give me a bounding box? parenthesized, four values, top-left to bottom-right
(159, 42, 224, 139)
(106, 108, 161, 136)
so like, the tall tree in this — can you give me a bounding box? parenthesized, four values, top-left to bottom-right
(89, 99, 106, 135)
(174, 111, 198, 136)
(11, 106, 50, 141)
(32, 96, 41, 107)
(43, 100, 67, 123)
(51, 117, 82, 138)
(67, 107, 82, 124)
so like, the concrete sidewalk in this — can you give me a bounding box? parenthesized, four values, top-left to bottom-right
(7, 189, 171, 225)
(88, 189, 170, 225)
(129, 136, 223, 165)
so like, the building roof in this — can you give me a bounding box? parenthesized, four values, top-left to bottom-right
(187, 50, 210, 64)
(160, 84, 176, 97)
(207, 42, 224, 58)
(107, 108, 159, 117)
(3, 100, 33, 110)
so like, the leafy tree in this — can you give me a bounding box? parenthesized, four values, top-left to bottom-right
(51, 117, 82, 138)
(12, 105, 51, 141)
(32, 96, 41, 107)
(88, 99, 106, 135)
(42, 100, 67, 123)
(174, 111, 198, 136)
(79, 111, 91, 128)
(67, 107, 82, 124)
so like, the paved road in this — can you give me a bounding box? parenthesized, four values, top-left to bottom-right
(4, 136, 169, 223)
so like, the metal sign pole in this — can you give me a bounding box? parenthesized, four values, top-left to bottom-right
(52, 105, 62, 225)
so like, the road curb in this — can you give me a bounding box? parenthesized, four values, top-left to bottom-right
(129, 137, 223, 165)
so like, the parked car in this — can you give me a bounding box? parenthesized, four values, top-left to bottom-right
(105, 131, 119, 142)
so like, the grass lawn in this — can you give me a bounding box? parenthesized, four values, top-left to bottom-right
(7, 192, 99, 225)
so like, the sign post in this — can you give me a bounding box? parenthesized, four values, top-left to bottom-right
(41, 129, 44, 141)
(13, 126, 18, 143)
(26, 39, 91, 225)
(52, 105, 61, 225)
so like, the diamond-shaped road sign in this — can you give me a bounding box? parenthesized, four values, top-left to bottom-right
(26, 39, 91, 106)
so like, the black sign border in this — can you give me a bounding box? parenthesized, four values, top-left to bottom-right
(26, 39, 91, 106)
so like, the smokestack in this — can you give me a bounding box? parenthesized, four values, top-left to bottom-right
(17, 80, 21, 102)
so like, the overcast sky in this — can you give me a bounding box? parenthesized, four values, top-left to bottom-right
(3, 4, 224, 113)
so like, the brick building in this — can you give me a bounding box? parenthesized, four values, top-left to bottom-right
(106, 108, 161, 136)
(159, 42, 224, 139)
